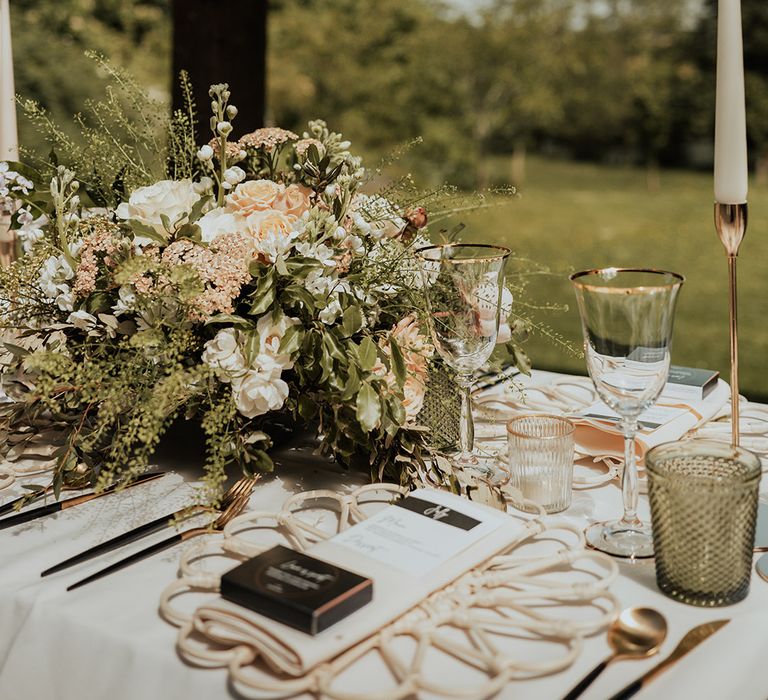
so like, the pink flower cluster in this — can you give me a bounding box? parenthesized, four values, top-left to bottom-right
(73, 225, 119, 297)
(207, 138, 246, 162)
(161, 233, 252, 320)
(294, 138, 323, 157)
(238, 127, 298, 151)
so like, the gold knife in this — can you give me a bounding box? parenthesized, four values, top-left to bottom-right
(608, 619, 730, 700)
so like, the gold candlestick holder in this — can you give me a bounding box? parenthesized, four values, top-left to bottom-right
(714, 201, 747, 447)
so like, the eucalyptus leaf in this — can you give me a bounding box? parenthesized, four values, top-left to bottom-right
(3, 343, 30, 358)
(206, 313, 254, 329)
(278, 324, 303, 355)
(358, 336, 378, 372)
(127, 219, 167, 244)
(342, 305, 364, 336)
(341, 365, 361, 401)
(356, 382, 381, 432)
(389, 337, 406, 386)
(323, 332, 346, 362)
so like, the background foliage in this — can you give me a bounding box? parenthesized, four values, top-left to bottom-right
(9, 0, 768, 398)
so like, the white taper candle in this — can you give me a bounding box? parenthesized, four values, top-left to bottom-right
(0, 0, 18, 163)
(714, 0, 748, 204)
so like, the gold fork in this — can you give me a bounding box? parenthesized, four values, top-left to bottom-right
(66, 477, 256, 591)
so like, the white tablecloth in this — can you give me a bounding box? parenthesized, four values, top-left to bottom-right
(1, 370, 768, 700)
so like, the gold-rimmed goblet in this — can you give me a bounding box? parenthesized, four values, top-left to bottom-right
(416, 243, 510, 475)
(571, 268, 683, 558)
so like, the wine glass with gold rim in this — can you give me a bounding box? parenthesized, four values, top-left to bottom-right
(417, 243, 510, 475)
(571, 267, 684, 558)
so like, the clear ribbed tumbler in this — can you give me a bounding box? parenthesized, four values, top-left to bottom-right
(506, 414, 575, 514)
(646, 439, 761, 607)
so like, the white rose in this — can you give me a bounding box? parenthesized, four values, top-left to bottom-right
(115, 179, 200, 241)
(232, 360, 289, 419)
(202, 328, 247, 382)
(198, 207, 244, 243)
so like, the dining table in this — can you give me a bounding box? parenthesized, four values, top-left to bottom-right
(2, 369, 768, 700)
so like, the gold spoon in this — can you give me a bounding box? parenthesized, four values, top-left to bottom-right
(562, 607, 668, 700)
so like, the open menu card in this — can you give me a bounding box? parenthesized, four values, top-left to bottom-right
(202, 488, 527, 676)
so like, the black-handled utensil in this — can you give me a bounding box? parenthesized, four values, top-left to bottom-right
(0, 472, 164, 530)
(607, 619, 729, 700)
(66, 480, 255, 591)
(562, 608, 667, 700)
(41, 509, 191, 576)
(67, 532, 186, 591)
(472, 364, 519, 393)
(42, 476, 256, 576)
(0, 477, 91, 518)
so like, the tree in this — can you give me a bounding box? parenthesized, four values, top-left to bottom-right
(10, 0, 170, 153)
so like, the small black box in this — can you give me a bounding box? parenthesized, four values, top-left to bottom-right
(220, 545, 373, 635)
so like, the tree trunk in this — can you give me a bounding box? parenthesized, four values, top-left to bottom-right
(172, 0, 267, 142)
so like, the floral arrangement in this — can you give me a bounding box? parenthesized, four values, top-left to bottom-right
(0, 71, 526, 501)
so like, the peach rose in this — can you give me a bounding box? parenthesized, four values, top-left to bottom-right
(245, 209, 297, 242)
(227, 180, 284, 215)
(273, 184, 313, 218)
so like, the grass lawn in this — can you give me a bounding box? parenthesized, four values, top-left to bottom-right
(451, 156, 768, 400)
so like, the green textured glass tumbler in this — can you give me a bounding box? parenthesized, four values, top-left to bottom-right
(646, 439, 761, 607)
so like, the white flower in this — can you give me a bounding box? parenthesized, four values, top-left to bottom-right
(112, 286, 137, 316)
(497, 287, 514, 344)
(231, 360, 289, 419)
(476, 285, 514, 342)
(226, 105, 238, 119)
(294, 240, 336, 269)
(56, 291, 75, 312)
(193, 176, 215, 195)
(216, 121, 233, 136)
(340, 233, 364, 254)
(256, 313, 299, 370)
(223, 166, 246, 186)
(304, 269, 337, 296)
(319, 296, 343, 324)
(202, 328, 247, 383)
(253, 228, 298, 264)
(15, 207, 48, 253)
(115, 179, 200, 242)
(67, 310, 98, 331)
(352, 212, 371, 236)
(197, 145, 214, 162)
(38, 242, 81, 310)
(350, 194, 405, 240)
(198, 207, 243, 243)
